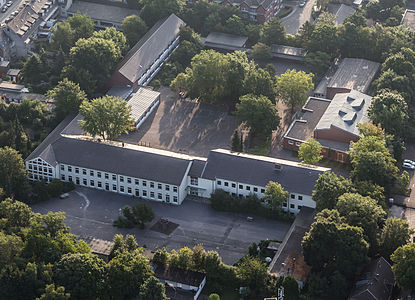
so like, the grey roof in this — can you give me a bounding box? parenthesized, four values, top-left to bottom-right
(315, 90, 372, 138)
(284, 97, 331, 142)
(402, 9, 415, 31)
(51, 137, 191, 185)
(67, 1, 138, 24)
(348, 257, 394, 300)
(7, 69, 21, 76)
(154, 264, 206, 287)
(188, 159, 206, 177)
(60, 114, 85, 136)
(328, 4, 356, 25)
(127, 88, 160, 123)
(327, 58, 380, 92)
(201, 150, 326, 195)
(316, 138, 350, 153)
(270, 44, 307, 57)
(204, 32, 248, 48)
(106, 86, 133, 101)
(0, 82, 25, 91)
(0, 61, 10, 68)
(116, 14, 185, 83)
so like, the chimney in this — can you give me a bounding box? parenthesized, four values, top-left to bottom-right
(274, 163, 282, 170)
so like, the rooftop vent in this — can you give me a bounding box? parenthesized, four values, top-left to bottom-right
(274, 163, 282, 171)
(347, 96, 355, 102)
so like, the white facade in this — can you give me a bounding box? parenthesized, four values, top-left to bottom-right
(26, 157, 57, 183)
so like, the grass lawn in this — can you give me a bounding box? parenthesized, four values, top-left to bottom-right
(248, 138, 271, 156)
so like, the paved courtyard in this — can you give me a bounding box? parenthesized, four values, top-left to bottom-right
(30, 187, 291, 264)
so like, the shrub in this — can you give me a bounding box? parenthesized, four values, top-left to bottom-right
(114, 203, 155, 229)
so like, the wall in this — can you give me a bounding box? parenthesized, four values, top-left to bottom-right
(26, 158, 56, 183)
(314, 126, 359, 144)
(326, 87, 351, 100)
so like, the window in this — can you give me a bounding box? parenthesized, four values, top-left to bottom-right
(60, 165, 64, 171)
(158, 193, 162, 200)
(120, 186, 124, 192)
(128, 187, 132, 194)
(68, 166, 72, 172)
(97, 172, 101, 178)
(191, 177, 198, 186)
(76, 177, 80, 185)
(90, 170, 94, 176)
(143, 180, 147, 187)
(231, 183, 236, 188)
(113, 184, 117, 191)
(239, 184, 243, 189)
(28, 164, 32, 170)
(120, 176, 124, 182)
(217, 180, 222, 185)
(290, 204, 295, 209)
(158, 183, 162, 189)
(150, 182, 154, 188)
(105, 173, 109, 179)
(288, 140, 294, 145)
(298, 205, 302, 210)
(105, 183, 109, 190)
(173, 186, 178, 193)
(173, 196, 178, 203)
(298, 195, 303, 200)
(75, 168, 79, 174)
(261, 188, 265, 193)
(83, 169, 87, 175)
(135, 189, 139, 196)
(290, 194, 295, 199)
(246, 186, 250, 191)
(61, 174, 65, 180)
(282, 202, 287, 207)
(90, 180, 94, 186)
(295, 142, 301, 147)
(224, 182, 229, 187)
(83, 179, 87, 185)
(165, 185, 170, 191)
(98, 182, 102, 188)
(135, 179, 139, 185)
(232, 192, 236, 196)
(68, 176, 72, 182)
(112, 175, 116, 181)
(34, 165, 38, 171)
(143, 190, 147, 197)
(127, 178, 131, 184)
(254, 187, 258, 192)
(150, 191, 154, 198)
(166, 194, 170, 202)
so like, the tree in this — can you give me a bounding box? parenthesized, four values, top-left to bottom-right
(275, 69, 314, 113)
(67, 14, 94, 42)
(170, 246, 194, 269)
(107, 251, 154, 299)
(235, 94, 280, 136)
(121, 15, 148, 47)
(298, 138, 323, 164)
(302, 209, 369, 277)
(0, 232, 23, 268)
(114, 203, 155, 228)
(22, 55, 43, 85)
(0, 198, 32, 232)
(79, 95, 134, 140)
(61, 65, 96, 97)
(308, 22, 338, 56)
(140, 0, 185, 26)
(209, 294, 220, 300)
(171, 40, 202, 67)
(46, 79, 87, 119)
(373, 69, 414, 101)
(261, 17, 285, 46)
(225, 14, 246, 35)
(236, 257, 269, 292)
(152, 248, 170, 265)
(282, 275, 300, 300)
(250, 42, 272, 61)
(36, 284, 70, 300)
(391, 243, 415, 289)
(0, 147, 28, 199)
(264, 181, 288, 211)
(243, 65, 277, 102)
(53, 253, 106, 300)
(304, 51, 331, 77)
(231, 130, 242, 152)
(51, 21, 75, 54)
(369, 89, 408, 137)
(139, 276, 168, 300)
(380, 217, 413, 258)
(92, 27, 127, 53)
(335, 193, 386, 247)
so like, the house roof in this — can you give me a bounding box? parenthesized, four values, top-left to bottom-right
(402, 9, 415, 31)
(188, 159, 207, 177)
(201, 149, 329, 195)
(7, 69, 21, 76)
(328, 3, 356, 25)
(127, 87, 160, 123)
(204, 31, 248, 48)
(115, 13, 185, 84)
(154, 264, 206, 287)
(0, 82, 25, 91)
(106, 86, 133, 101)
(67, 1, 138, 24)
(348, 257, 394, 300)
(49, 136, 191, 185)
(82, 237, 114, 257)
(315, 90, 372, 138)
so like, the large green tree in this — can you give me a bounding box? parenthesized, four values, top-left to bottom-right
(250, 42, 272, 62)
(79, 95, 134, 140)
(380, 217, 414, 258)
(391, 243, 415, 289)
(236, 257, 269, 293)
(51, 21, 75, 54)
(243, 66, 276, 102)
(260, 17, 285, 46)
(235, 94, 280, 136)
(23, 55, 43, 85)
(298, 138, 323, 165)
(0, 147, 28, 199)
(275, 69, 314, 113)
(121, 15, 148, 47)
(67, 14, 95, 42)
(139, 276, 168, 300)
(37, 284, 70, 300)
(92, 27, 127, 54)
(46, 79, 87, 119)
(140, 0, 185, 26)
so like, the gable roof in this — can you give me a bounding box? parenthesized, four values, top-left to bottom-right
(315, 90, 372, 138)
(201, 149, 329, 195)
(115, 13, 185, 83)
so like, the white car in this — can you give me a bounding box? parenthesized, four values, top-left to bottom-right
(403, 162, 415, 170)
(299, 1, 306, 6)
(59, 193, 69, 199)
(404, 159, 415, 166)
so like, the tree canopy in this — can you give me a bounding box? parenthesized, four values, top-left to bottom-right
(391, 243, 415, 289)
(298, 138, 323, 165)
(121, 15, 148, 47)
(0, 147, 28, 199)
(380, 217, 413, 258)
(264, 181, 289, 211)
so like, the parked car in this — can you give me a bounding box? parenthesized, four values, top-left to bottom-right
(1, 6, 7, 13)
(404, 159, 415, 166)
(6, 1, 12, 7)
(59, 193, 69, 199)
(403, 162, 415, 170)
(299, 1, 306, 7)
(246, 216, 254, 222)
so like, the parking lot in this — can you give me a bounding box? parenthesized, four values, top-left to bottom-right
(30, 187, 291, 264)
(119, 87, 240, 157)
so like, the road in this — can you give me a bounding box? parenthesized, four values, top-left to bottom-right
(281, 0, 316, 35)
(0, 0, 25, 23)
(30, 187, 291, 264)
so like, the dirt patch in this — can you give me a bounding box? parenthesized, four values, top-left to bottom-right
(150, 218, 179, 235)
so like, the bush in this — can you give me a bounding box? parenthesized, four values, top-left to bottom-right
(114, 203, 155, 229)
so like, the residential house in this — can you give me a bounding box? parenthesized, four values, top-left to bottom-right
(0, 81, 47, 103)
(108, 13, 185, 88)
(283, 90, 372, 163)
(7, 68, 20, 82)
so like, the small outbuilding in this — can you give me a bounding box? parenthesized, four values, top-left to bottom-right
(203, 31, 248, 51)
(127, 87, 160, 129)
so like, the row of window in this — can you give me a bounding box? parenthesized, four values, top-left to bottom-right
(283, 202, 302, 210)
(287, 140, 301, 147)
(217, 180, 266, 193)
(60, 165, 178, 192)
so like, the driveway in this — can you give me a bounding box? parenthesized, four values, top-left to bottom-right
(281, 0, 316, 35)
(30, 187, 291, 264)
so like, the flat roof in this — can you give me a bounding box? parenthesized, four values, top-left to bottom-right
(127, 88, 160, 123)
(270, 44, 307, 57)
(402, 9, 415, 31)
(204, 31, 248, 48)
(83, 237, 114, 256)
(106, 86, 133, 101)
(154, 264, 206, 287)
(284, 97, 331, 142)
(0, 82, 25, 91)
(67, 1, 138, 23)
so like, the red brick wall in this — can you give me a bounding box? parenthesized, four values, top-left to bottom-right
(326, 87, 351, 100)
(108, 71, 134, 88)
(314, 126, 359, 144)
